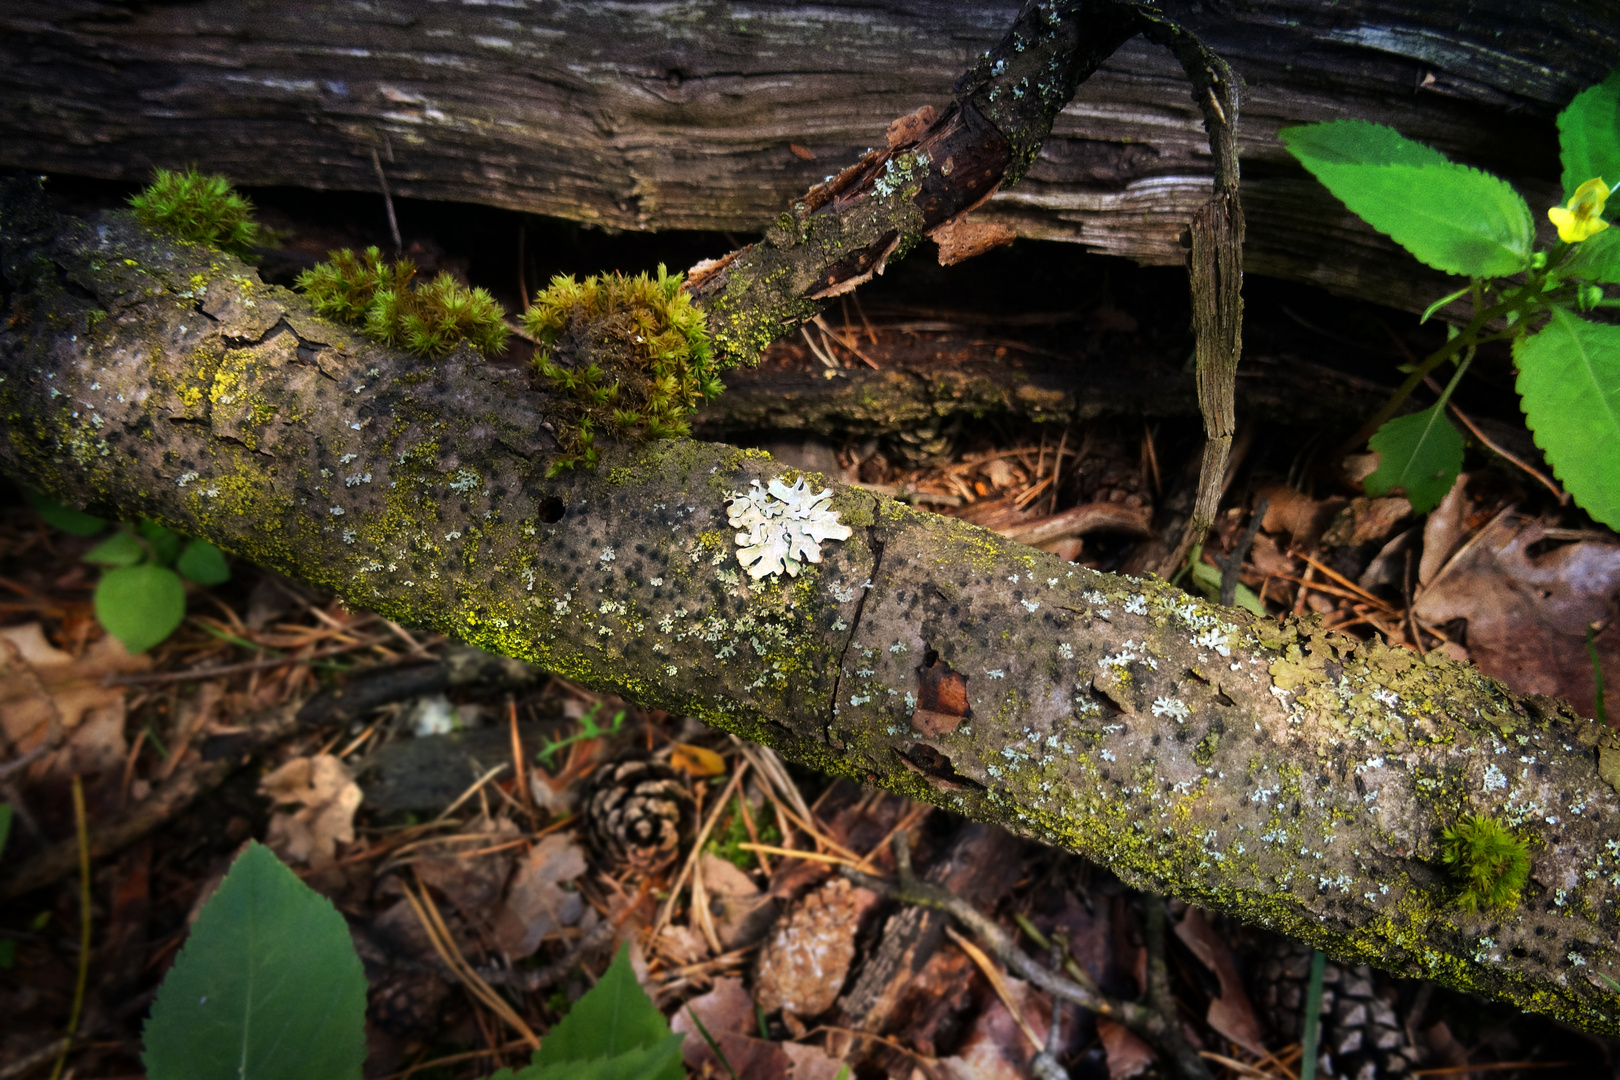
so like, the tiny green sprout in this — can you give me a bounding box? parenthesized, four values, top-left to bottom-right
(1442, 813, 1531, 912)
(523, 264, 718, 475)
(129, 167, 261, 254)
(296, 247, 509, 359)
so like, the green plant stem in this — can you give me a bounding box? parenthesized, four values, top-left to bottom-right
(1588, 625, 1609, 727)
(47, 776, 91, 1080)
(1337, 277, 1544, 454)
(1300, 949, 1326, 1080)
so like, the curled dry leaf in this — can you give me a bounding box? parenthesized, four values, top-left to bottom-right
(260, 754, 362, 868)
(1413, 512, 1620, 719)
(1174, 906, 1268, 1056)
(0, 622, 149, 777)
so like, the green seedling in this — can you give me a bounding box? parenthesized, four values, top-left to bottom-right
(524, 265, 719, 475)
(1281, 67, 1620, 524)
(29, 492, 229, 654)
(297, 246, 509, 359)
(1442, 813, 1532, 912)
(143, 841, 685, 1080)
(129, 167, 260, 254)
(536, 702, 626, 768)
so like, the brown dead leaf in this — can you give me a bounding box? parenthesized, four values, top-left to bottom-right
(1097, 1018, 1156, 1080)
(491, 832, 587, 959)
(1321, 496, 1412, 549)
(0, 622, 149, 776)
(670, 742, 727, 777)
(260, 754, 362, 868)
(675, 977, 819, 1080)
(1414, 512, 1620, 718)
(1257, 484, 1346, 548)
(938, 976, 1055, 1080)
(701, 852, 778, 950)
(1174, 907, 1267, 1056)
(1419, 473, 1471, 586)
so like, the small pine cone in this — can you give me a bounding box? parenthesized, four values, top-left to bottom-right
(1252, 937, 1423, 1080)
(583, 755, 694, 874)
(754, 878, 872, 1018)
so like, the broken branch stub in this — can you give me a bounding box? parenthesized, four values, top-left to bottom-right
(4, 180, 1620, 1035)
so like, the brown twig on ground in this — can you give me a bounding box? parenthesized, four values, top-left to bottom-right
(843, 832, 1214, 1080)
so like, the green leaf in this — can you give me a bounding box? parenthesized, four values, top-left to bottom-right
(143, 842, 367, 1080)
(94, 565, 187, 654)
(1187, 558, 1268, 617)
(176, 539, 231, 585)
(26, 491, 106, 537)
(488, 1040, 685, 1080)
(83, 530, 147, 568)
(1562, 225, 1620, 284)
(0, 802, 12, 863)
(1365, 405, 1465, 513)
(1280, 121, 1533, 277)
(1514, 308, 1620, 529)
(526, 943, 682, 1079)
(1557, 67, 1620, 201)
(138, 520, 183, 566)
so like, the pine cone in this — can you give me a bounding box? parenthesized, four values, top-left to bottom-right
(754, 878, 869, 1018)
(1252, 938, 1423, 1080)
(583, 755, 694, 874)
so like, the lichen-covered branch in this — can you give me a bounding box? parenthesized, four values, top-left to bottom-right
(6, 181, 1620, 1036)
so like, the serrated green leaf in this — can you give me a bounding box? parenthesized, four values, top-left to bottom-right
(1514, 308, 1620, 528)
(488, 1037, 685, 1080)
(95, 565, 186, 654)
(530, 943, 682, 1079)
(1281, 122, 1533, 277)
(1557, 68, 1620, 201)
(138, 520, 182, 566)
(1562, 225, 1620, 284)
(83, 530, 147, 568)
(176, 539, 231, 585)
(1365, 405, 1465, 513)
(26, 491, 106, 537)
(143, 842, 367, 1080)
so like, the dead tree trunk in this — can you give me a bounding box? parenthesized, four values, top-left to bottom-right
(1, 0, 1614, 314)
(5, 178, 1620, 1037)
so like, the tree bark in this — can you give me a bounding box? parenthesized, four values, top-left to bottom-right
(2, 1, 1613, 315)
(6, 179, 1620, 1036)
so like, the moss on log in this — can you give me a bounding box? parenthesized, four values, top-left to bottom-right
(6, 181, 1620, 1035)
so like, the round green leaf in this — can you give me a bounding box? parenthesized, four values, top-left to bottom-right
(94, 565, 186, 654)
(143, 842, 367, 1080)
(83, 530, 147, 568)
(1281, 121, 1533, 277)
(26, 491, 106, 537)
(176, 539, 231, 585)
(138, 520, 183, 565)
(1515, 308, 1620, 529)
(1557, 67, 1620, 202)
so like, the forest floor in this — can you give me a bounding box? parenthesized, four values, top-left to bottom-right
(2, 178, 1618, 1080)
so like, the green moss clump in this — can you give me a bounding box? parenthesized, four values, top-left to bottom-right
(128, 168, 261, 253)
(296, 247, 509, 359)
(1442, 813, 1530, 912)
(522, 265, 719, 476)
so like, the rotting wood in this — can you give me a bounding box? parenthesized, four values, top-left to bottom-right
(6, 182, 1620, 1035)
(0, 1, 1604, 317)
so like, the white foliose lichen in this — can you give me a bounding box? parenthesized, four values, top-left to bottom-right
(726, 477, 853, 580)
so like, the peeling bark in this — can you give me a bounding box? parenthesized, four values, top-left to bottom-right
(6, 181, 1620, 1035)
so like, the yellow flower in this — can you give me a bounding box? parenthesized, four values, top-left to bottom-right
(1548, 177, 1612, 243)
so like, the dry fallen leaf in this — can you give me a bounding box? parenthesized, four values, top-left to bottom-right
(1414, 512, 1620, 718)
(1174, 907, 1268, 1056)
(491, 832, 587, 959)
(0, 622, 149, 777)
(1097, 1017, 1157, 1080)
(938, 975, 1057, 1080)
(260, 753, 362, 868)
(670, 742, 727, 777)
(700, 852, 778, 950)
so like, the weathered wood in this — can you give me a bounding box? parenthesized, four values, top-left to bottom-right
(1, 1, 1612, 314)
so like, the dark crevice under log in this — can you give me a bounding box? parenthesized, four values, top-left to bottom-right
(7, 180, 1620, 1035)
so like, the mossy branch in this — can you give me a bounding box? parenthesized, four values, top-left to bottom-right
(6, 176, 1620, 1036)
